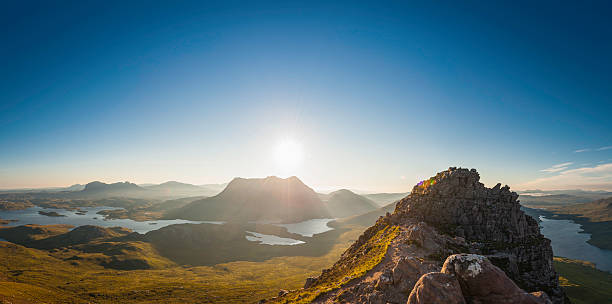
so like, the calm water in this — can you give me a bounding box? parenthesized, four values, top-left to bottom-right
(244, 218, 336, 245)
(273, 218, 335, 237)
(0, 206, 210, 234)
(245, 231, 305, 245)
(0, 207, 333, 245)
(539, 216, 612, 273)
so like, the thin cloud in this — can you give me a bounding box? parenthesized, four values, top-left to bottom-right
(520, 163, 612, 191)
(540, 162, 573, 173)
(573, 146, 611, 153)
(574, 148, 590, 153)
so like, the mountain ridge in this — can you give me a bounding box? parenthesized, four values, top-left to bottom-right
(269, 167, 567, 303)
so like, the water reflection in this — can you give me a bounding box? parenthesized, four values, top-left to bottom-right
(539, 216, 612, 272)
(0, 206, 212, 234)
(245, 231, 305, 245)
(273, 218, 335, 237)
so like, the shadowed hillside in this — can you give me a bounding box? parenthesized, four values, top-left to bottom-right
(323, 189, 379, 218)
(164, 176, 330, 223)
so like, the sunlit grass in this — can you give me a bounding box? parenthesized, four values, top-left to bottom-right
(271, 225, 399, 304)
(0, 225, 367, 303)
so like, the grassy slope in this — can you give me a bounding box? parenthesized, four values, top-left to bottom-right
(271, 224, 399, 304)
(554, 257, 612, 304)
(0, 225, 366, 303)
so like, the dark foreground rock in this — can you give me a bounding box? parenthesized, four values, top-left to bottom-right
(268, 167, 568, 304)
(407, 272, 465, 304)
(408, 254, 552, 304)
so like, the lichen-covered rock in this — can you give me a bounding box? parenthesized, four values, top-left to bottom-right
(441, 254, 551, 304)
(407, 272, 465, 304)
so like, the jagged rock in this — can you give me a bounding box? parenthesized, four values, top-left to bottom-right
(394, 168, 566, 303)
(441, 254, 551, 304)
(407, 272, 465, 304)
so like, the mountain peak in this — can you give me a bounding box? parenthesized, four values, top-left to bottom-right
(395, 167, 531, 243)
(272, 167, 567, 303)
(167, 175, 329, 223)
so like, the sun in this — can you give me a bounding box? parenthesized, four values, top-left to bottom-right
(274, 139, 304, 171)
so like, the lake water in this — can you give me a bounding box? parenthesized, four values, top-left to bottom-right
(539, 216, 612, 273)
(243, 218, 336, 245)
(273, 218, 335, 237)
(245, 231, 305, 245)
(0, 207, 333, 245)
(0, 206, 209, 234)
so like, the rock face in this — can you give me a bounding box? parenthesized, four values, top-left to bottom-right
(395, 168, 564, 302)
(408, 254, 552, 304)
(439, 254, 551, 304)
(269, 167, 567, 304)
(407, 272, 465, 304)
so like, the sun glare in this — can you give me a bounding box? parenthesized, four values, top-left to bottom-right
(274, 139, 304, 171)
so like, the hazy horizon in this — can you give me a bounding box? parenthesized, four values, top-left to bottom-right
(3, 172, 612, 194)
(2, 1, 612, 192)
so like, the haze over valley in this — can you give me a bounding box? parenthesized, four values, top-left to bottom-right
(2, 1, 612, 303)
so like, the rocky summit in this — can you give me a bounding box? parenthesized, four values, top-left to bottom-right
(267, 167, 568, 304)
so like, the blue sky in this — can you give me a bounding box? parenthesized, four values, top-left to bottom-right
(1, 1, 612, 191)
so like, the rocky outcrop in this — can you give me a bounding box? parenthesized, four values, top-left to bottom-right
(394, 168, 565, 302)
(408, 254, 551, 304)
(268, 167, 568, 304)
(407, 272, 465, 304)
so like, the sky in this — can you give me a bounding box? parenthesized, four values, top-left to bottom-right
(1, 1, 612, 192)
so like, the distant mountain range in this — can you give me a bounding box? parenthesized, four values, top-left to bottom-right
(518, 189, 612, 208)
(0, 181, 227, 198)
(60, 181, 226, 199)
(143, 181, 226, 197)
(322, 189, 379, 218)
(164, 177, 406, 223)
(363, 192, 409, 206)
(1, 177, 407, 224)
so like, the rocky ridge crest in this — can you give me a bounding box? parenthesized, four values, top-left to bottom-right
(267, 167, 567, 304)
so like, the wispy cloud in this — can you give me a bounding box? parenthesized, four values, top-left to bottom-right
(573, 146, 611, 153)
(574, 148, 590, 153)
(540, 162, 573, 173)
(519, 163, 612, 191)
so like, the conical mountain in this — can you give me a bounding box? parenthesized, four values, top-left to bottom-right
(164, 176, 330, 223)
(270, 167, 567, 303)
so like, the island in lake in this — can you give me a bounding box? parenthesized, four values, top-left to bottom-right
(38, 211, 66, 217)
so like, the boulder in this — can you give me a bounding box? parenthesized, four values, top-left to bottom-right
(441, 254, 551, 304)
(407, 272, 465, 304)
